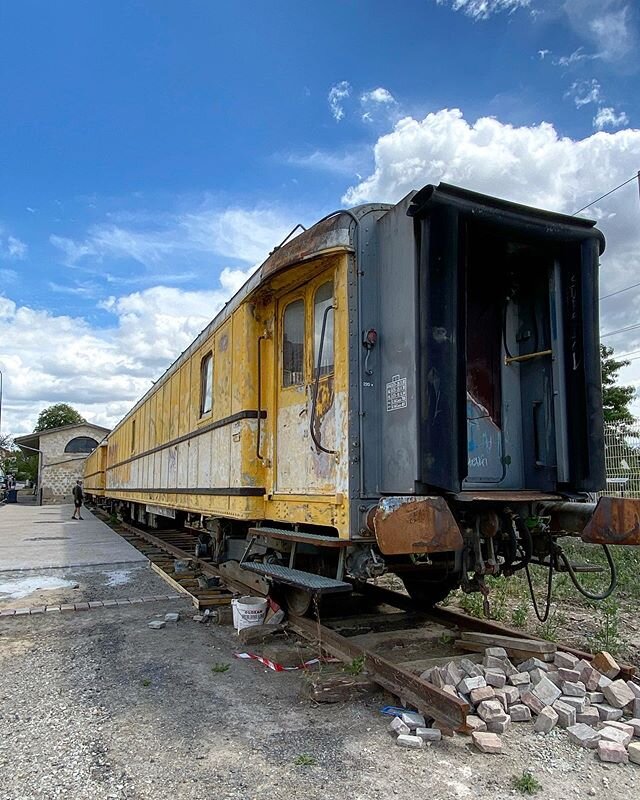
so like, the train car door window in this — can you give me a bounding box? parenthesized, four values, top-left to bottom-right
(200, 351, 213, 415)
(314, 281, 334, 377)
(282, 299, 305, 387)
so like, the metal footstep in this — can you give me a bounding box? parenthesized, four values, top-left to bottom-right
(240, 562, 352, 595)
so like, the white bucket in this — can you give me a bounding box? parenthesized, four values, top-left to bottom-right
(232, 595, 268, 632)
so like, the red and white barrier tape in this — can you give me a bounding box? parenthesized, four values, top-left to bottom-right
(234, 652, 340, 672)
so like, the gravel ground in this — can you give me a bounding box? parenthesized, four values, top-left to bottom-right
(1, 594, 637, 800)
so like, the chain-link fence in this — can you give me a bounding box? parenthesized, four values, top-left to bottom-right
(599, 421, 640, 499)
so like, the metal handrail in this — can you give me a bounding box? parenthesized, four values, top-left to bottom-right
(309, 305, 336, 455)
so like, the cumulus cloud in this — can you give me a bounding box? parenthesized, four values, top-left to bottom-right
(593, 106, 630, 130)
(0, 265, 256, 436)
(435, 0, 531, 20)
(341, 106, 640, 405)
(328, 81, 351, 122)
(361, 88, 395, 105)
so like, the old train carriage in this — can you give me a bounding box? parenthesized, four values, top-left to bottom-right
(86, 183, 640, 612)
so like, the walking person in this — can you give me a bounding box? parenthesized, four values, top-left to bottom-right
(71, 479, 84, 520)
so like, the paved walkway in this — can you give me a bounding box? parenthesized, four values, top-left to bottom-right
(0, 503, 147, 571)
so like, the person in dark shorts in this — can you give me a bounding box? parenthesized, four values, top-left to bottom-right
(72, 479, 84, 520)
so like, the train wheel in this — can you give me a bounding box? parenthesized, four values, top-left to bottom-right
(284, 587, 313, 616)
(401, 576, 459, 609)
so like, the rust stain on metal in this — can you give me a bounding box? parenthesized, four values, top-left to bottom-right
(312, 376, 334, 449)
(581, 496, 640, 545)
(372, 496, 463, 555)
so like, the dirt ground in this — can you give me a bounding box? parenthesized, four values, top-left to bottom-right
(1, 568, 638, 800)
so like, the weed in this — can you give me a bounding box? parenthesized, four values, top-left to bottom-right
(211, 663, 230, 673)
(512, 771, 541, 795)
(344, 656, 365, 676)
(511, 603, 529, 629)
(141, 678, 151, 687)
(438, 632, 455, 646)
(293, 754, 316, 766)
(459, 591, 484, 618)
(589, 599, 623, 656)
(109, 513, 118, 525)
(535, 608, 567, 642)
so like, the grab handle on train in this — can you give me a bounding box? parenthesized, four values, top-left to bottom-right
(310, 304, 337, 456)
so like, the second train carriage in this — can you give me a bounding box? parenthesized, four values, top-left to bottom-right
(85, 182, 640, 612)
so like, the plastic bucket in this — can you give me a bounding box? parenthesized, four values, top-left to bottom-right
(232, 596, 268, 632)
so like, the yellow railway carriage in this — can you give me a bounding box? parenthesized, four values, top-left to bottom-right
(86, 183, 640, 613)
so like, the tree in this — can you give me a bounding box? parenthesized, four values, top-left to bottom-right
(601, 344, 635, 425)
(34, 403, 85, 432)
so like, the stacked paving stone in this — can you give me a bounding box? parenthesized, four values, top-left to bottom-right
(388, 710, 444, 749)
(412, 647, 640, 762)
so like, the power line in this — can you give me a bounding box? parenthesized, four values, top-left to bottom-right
(572, 172, 639, 216)
(601, 322, 640, 339)
(600, 280, 640, 301)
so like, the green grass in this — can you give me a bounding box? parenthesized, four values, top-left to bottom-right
(512, 771, 541, 795)
(211, 663, 230, 673)
(589, 599, 623, 655)
(141, 678, 151, 687)
(293, 754, 316, 766)
(344, 656, 365, 676)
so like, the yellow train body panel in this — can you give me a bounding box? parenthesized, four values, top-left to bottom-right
(93, 249, 352, 537)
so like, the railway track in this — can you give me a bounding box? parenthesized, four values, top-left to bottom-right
(99, 512, 636, 732)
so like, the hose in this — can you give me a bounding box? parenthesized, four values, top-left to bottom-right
(525, 549, 554, 623)
(558, 544, 617, 601)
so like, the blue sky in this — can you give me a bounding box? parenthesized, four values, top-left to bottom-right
(1, 0, 639, 433)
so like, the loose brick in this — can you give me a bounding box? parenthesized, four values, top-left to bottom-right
(14, 608, 30, 615)
(471, 731, 502, 754)
(552, 699, 576, 728)
(554, 652, 578, 670)
(567, 722, 601, 749)
(626, 718, 640, 737)
(576, 707, 601, 727)
(562, 681, 586, 697)
(510, 704, 531, 722)
(415, 727, 441, 742)
(598, 674, 613, 691)
(519, 657, 550, 673)
(600, 725, 633, 748)
(598, 740, 628, 763)
(129, 597, 144, 604)
(401, 711, 426, 730)
(605, 720, 635, 738)
(603, 679, 636, 709)
(486, 715, 511, 734)
(460, 658, 484, 677)
(470, 686, 496, 705)
(396, 734, 424, 749)
(484, 670, 506, 689)
(594, 703, 624, 721)
(88, 601, 104, 608)
(592, 651, 620, 679)
(581, 666, 601, 692)
(509, 672, 530, 687)
(484, 647, 508, 659)
(628, 741, 640, 765)
(74, 602, 89, 611)
(559, 695, 586, 713)
(29, 607, 46, 614)
(534, 706, 558, 733)
(520, 691, 545, 715)
(529, 668, 546, 685)
(558, 668, 581, 683)
(465, 715, 487, 733)
(476, 699, 506, 723)
(59, 603, 75, 612)
(0, 609, 16, 617)
(115, 599, 131, 606)
(148, 620, 166, 630)
(102, 600, 118, 607)
(442, 663, 465, 687)
(459, 675, 486, 694)
(389, 716, 411, 735)
(532, 675, 562, 707)
(45, 606, 61, 613)
(586, 691, 604, 704)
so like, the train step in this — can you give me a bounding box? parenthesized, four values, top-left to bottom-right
(240, 562, 353, 595)
(248, 526, 352, 548)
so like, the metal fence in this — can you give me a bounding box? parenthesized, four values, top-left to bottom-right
(599, 421, 640, 499)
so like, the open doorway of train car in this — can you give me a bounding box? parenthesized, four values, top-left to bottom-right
(274, 269, 338, 494)
(463, 222, 567, 492)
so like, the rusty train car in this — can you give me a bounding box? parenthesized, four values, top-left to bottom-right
(84, 182, 640, 613)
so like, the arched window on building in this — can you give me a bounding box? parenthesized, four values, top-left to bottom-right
(64, 436, 99, 454)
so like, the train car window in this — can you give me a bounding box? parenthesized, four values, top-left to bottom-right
(200, 351, 213, 415)
(282, 299, 305, 387)
(314, 281, 334, 377)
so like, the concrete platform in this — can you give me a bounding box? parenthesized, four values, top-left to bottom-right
(0, 503, 147, 571)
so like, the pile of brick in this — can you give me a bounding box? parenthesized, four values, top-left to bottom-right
(412, 647, 640, 762)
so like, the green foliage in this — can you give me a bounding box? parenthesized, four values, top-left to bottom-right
(344, 655, 365, 676)
(511, 603, 529, 629)
(536, 608, 567, 642)
(1, 449, 38, 481)
(590, 599, 623, 656)
(512, 771, 541, 795)
(34, 403, 85, 432)
(459, 591, 484, 618)
(293, 754, 316, 766)
(141, 678, 151, 687)
(211, 662, 230, 673)
(601, 344, 635, 424)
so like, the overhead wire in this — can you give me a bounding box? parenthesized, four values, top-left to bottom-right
(572, 172, 639, 216)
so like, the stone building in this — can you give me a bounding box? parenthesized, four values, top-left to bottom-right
(15, 422, 110, 504)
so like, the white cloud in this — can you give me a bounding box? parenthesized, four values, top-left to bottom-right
(50, 205, 296, 272)
(566, 78, 601, 107)
(435, 0, 531, 20)
(0, 265, 256, 436)
(593, 106, 630, 130)
(553, 47, 593, 68)
(341, 107, 640, 407)
(538, 49, 550, 59)
(328, 81, 351, 122)
(284, 148, 367, 176)
(361, 88, 395, 105)
(0, 229, 27, 260)
(563, 1, 637, 64)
